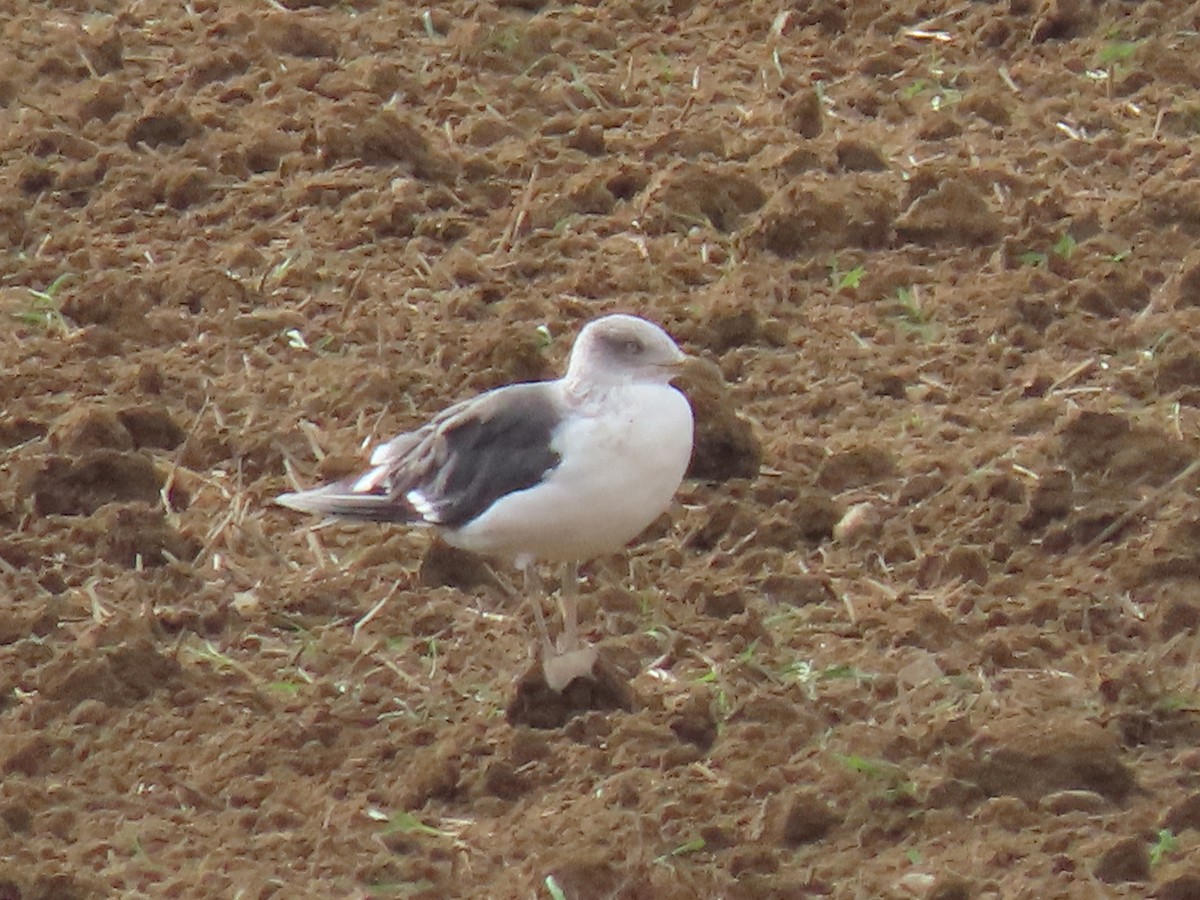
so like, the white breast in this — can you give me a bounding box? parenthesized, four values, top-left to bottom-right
(445, 383, 694, 562)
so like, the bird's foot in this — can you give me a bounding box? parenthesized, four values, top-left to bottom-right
(541, 643, 599, 693)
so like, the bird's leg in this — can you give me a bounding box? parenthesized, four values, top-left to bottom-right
(557, 560, 581, 653)
(492, 559, 603, 692)
(521, 560, 556, 658)
(537, 559, 597, 692)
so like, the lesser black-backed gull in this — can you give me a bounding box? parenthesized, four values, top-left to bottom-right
(277, 314, 695, 689)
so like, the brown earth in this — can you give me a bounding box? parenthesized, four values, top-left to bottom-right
(3, 0, 1200, 897)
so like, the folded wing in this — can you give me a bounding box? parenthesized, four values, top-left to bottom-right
(277, 383, 566, 528)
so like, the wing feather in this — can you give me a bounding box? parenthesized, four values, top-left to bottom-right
(277, 383, 565, 528)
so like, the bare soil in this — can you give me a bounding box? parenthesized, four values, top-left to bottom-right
(4, 0, 1200, 897)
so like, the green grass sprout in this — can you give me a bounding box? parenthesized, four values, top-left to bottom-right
(654, 837, 706, 863)
(14, 274, 73, 334)
(1150, 829, 1178, 866)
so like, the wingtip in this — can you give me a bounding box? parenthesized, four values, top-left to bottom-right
(274, 494, 307, 513)
(274, 483, 418, 524)
(275, 490, 322, 515)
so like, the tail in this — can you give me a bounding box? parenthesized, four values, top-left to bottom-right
(276, 482, 420, 524)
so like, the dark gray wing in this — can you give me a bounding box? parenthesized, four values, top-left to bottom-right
(277, 383, 564, 528)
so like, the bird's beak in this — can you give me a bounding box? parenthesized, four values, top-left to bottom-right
(662, 352, 700, 378)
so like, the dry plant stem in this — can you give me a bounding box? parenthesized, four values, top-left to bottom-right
(352, 580, 404, 643)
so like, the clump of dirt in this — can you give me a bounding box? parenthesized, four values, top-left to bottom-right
(22, 451, 164, 516)
(506, 652, 634, 730)
(418, 540, 501, 591)
(954, 720, 1137, 804)
(49, 404, 185, 454)
(86, 503, 200, 567)
(676, 358, 763, 481)
(741, 177, 896, 257)
(638, 163, 768, 235)
(898, 176, 1003, 245)
(36, 640, 184, 713)
(1059, 411, 1191, 487)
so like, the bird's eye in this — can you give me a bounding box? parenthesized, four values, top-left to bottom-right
(623, 339, 644, 355)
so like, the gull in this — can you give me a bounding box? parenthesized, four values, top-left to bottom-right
(277, 314, 695, 690)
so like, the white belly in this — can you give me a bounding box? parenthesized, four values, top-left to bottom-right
(446, 383, 694, 562)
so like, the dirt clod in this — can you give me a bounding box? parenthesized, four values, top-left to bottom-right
(836, 140, 887, 172)
(816, 447, 896, 491)
(784, 88, 823, 138)
(669, 692, 717, 751)
(1164, 792, 1200, 833)
(39, 641, 183, 710)
(89, 503, 200, 566)
(640, 164, 767, 235)
(1021, 468, 1073, 529)
(928, 877, 972, 900)
(506, 651, 634, 730)
(1060, 412, 1190, 487)
(677, 360, 762, 482)
(956, 722, 1136, 804)
(763, 791, 839, 847)
(743, 179, 895, 257)
(127, 105, 198, 149)
(419, 540, 500, 591)
(1093, 836, 1150, 884)
(24, 451, 163, 516)
(1157, 873, 1200, 900)
(896, 177, 1002, 246)
(49, 406, 133, 454)
(760, 573, 834, 606)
